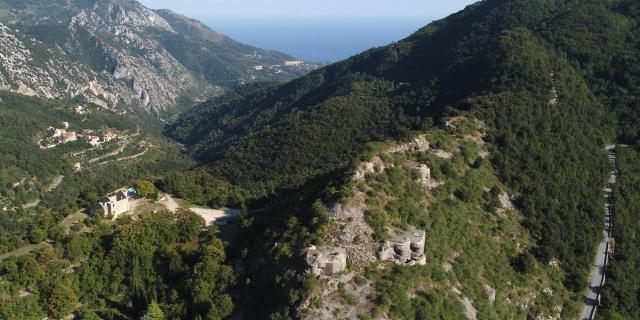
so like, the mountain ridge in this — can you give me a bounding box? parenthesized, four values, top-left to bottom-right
(165, 0, 640, 316)
(0, 0, 318, 114)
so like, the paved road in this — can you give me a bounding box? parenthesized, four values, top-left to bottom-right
(579, 145, 616, 320)
(87, 140, 129, 164)
(22, 174, 65, 209)
(0, 243, 48, 262)
(97, 147, 148, 166)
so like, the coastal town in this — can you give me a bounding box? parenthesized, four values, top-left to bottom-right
(246, 54, 319, 80)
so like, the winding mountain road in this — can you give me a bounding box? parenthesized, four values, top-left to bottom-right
(21, 174, 65, 209)
(97, 147, 148, 166)
(87, 140, 129, 164)
(579, 145, 617, 320)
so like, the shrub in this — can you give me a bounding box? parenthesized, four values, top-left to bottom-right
(364, 209, 387, 240)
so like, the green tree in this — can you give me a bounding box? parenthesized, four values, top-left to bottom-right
(0, 260, 19, 282)
(47, 282, 78, 319)
(28, 227, 47, 244)
(19, 257, 44, 286)
(135, 180, 158, 199)
(190, 241, 234, 319)
(65, 233, 92, 261)
(175, 208, 206, 242)
(141, 301, 165, 320)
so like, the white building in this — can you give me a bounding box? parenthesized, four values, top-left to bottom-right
(87, 136, 100, 147)
(91, 188, 131, 220)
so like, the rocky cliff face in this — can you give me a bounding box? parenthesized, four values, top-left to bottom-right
(0, 0, 317, 114)
(69, 3, 205, 113)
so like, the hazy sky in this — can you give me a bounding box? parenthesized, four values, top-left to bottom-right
(138, 0, 479, 20)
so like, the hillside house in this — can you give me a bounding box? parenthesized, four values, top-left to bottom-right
(48, 127, 63, 138)
(91, 188, 133, 220)
(103, 131, 117, 142)
(62, 131, 77, 143)
(284, 60, 304, 66)
(74, 105, 87, 115)
(87, 135, 100, 147)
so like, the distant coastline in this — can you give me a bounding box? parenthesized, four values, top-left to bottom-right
(202, 17, 431, 62)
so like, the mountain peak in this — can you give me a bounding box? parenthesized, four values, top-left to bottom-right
(155, 9, 228, 44)
(84, 0, 175, 32)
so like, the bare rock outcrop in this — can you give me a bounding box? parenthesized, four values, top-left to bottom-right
(484, 284, 496, 303)
(388, 135, 430, 154)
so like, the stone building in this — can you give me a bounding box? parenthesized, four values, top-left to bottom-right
(91, 188, 131, 220)
(378, 228, 426, 266)
(61, 131, 77, 143)
(304, 246, 347, 276)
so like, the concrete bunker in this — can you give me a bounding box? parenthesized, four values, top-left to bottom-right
(304, 246, 347, 276)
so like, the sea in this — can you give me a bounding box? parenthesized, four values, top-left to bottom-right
(202, 17, 432, 63)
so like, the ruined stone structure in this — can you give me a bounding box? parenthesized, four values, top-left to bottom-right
(304, 246, 347, 276)
(378, 228, 426, 266)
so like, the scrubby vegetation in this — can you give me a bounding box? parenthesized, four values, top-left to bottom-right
(304, 117, 574, 318)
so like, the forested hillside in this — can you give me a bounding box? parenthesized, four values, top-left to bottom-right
(0, 93, 204, 319)
(166, 0, 640, 317)
(0, 92, 135, 205)
(0, 210, 233, 320)
(601, 146, 640, 320)
(0, 90, 195, 248)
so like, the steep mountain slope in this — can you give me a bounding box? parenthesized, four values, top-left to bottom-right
(166, 0, 640, 317)
(0, 0, 317, 113)
(154, 9, 311, 85)
(298, 117, 574, 319)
